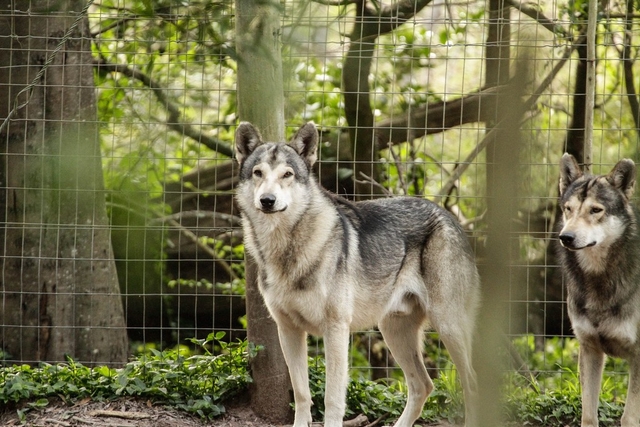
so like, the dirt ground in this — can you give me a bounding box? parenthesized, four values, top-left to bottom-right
(0, 395, 273, 427)
(0, 395, 459, 427)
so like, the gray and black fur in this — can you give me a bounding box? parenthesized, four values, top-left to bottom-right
(234, 122, 480, 427)
(558, 153, 640, 427)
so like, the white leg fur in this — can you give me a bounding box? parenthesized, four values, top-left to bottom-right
(579, 345, 605, 427)
(621, 356, 640, 427)
(435, 323, 478, 427)
(277, 323, 313, 427)
(323, 323, 351, 427)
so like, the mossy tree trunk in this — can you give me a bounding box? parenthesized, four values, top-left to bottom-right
(0, 1, 127, 365)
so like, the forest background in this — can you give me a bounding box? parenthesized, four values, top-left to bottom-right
(1, 0, 640, 424)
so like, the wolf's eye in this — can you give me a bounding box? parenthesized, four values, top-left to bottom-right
(283, 171, 293, 179)
(253, 170, 262, 178)
(564, 206, 571, 213)
(590, 207, 603, 214)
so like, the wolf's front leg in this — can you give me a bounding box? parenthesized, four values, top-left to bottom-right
(621, 356, 640, 427)
(323, 323, 351, 427)
(579, 344, 605, 427)
(277, 322, 313, 427)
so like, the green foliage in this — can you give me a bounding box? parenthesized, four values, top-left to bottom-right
(167, 240, 246, 295)
(511, 335, 580, 390)
(307, 357, 465, 425)
(305, 336, 630, 426)
(505, 336, 628, 426)
(1, 335, 635, 425)
(0, 333, 258, 420)
(504, 372, 626, 426)
(93, 0, 238, 196)
(511, 336, 628, 391)
(506, 383, 583, 425)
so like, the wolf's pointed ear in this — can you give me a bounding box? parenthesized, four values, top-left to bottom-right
(235, 122, 263, 166)
(559, 153, 583, 196)
(607, 159, 636, 199)
(289, 122, 319, 168)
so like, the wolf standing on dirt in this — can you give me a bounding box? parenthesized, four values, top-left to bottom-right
(558, 153, 640, 427)
(234, 122, 480, 427)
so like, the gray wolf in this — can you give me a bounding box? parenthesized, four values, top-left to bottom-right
(558, 153, 640, 427)
(234, 122, 480, 427)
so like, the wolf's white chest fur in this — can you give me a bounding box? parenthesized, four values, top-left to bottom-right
(571, 313, 638, 344)
(575, 247, 610, 274)
(569, 300, 640, 359)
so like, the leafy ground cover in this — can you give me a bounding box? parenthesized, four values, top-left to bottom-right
(0, 333, 255, 423)
(0, 335, 630, 426)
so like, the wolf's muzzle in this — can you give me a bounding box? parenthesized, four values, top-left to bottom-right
(559, 232, 596, 250)
(260, 194, 276, 209)
(259, 194, 285, 213)
(559, 232, 576, 248)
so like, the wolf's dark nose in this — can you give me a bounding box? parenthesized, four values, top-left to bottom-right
(559, 232, 575, 246)
(260, 194, 276, 208)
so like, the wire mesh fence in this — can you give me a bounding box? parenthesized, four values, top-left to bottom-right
(0, 0, 638, 415)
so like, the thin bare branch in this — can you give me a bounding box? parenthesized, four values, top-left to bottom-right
(310, 0, 357, 6)
(459, 209, 487, 229)
(93, 58, 234, 157)
(164, 217, 239, 281)
(364, 414, 389, 427)
(343, 414, 369, 427)
(505, 0, 568, 37)
(355, 172, 393, 196)
(387, 144, 408, 194)
(375, 85, 503, 146)
(375, 0, 434, 34)
(606, 13, 640, 19)
(150, 210, 242, 227)
(91, 15, 139, 37)
(432, 36, 583, 205)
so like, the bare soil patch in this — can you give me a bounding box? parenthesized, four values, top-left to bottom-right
(0, 394, 273, 427)
(0, 395, 462, 427)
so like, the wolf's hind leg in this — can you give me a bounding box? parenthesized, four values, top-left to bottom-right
(621, 355, 640, 427)
(430, 315, 478, 427)
(379, 306, 432, 427)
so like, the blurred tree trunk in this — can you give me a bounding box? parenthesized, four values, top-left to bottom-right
(539, 33, 590, 338)
(476, 3, 513, 425)
(0, 1, 128, 365)
(483, 0, 511, 159)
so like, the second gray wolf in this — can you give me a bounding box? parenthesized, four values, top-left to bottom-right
(234, 122, 480, 427)
(558, 153, 640, 427)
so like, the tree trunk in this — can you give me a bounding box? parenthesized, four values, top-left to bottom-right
(621, 0, 640, 156)
(235, 0, 293, 423)
(342, 0, 431, 199)
(566, 39, 588, 162)
(0, 1, 127, 365)
(343, 1, 379, 198)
